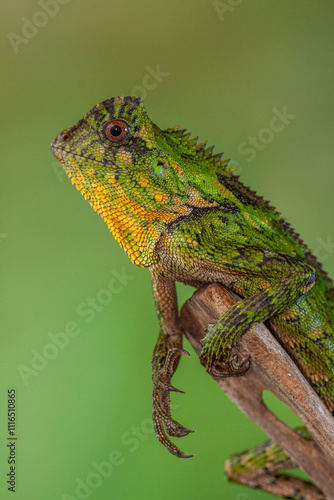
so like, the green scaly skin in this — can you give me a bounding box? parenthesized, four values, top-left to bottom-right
(51, 97, 334, 496)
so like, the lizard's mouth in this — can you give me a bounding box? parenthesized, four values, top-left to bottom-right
(51, 127, 71, 148)
(50, 143, 63, 162)
(51, 127, 85, 160)
(51, 143, 100, 164)
(51, 139, 107, 167)
(51, 127, 111, 168)
(51, 130, 70, 162)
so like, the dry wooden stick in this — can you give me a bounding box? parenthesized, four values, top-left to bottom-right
(180, 284, 334, 499)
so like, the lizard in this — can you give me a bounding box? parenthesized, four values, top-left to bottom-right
(51, 96, 334, 499)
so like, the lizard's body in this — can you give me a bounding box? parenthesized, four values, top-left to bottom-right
(51, 96, 334, 499)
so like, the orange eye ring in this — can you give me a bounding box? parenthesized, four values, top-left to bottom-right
(104, 120, 130, 143)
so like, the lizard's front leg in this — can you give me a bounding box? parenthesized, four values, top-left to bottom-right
(150, 272, 194, 458)
(200, 252, 316, 377)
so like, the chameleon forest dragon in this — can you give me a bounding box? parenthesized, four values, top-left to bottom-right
(51, 96, 334, 498)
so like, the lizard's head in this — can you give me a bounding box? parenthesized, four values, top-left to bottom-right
(51, 96, 227, 265)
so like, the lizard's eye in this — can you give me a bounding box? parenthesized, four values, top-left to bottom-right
(104, 120, 130, 143)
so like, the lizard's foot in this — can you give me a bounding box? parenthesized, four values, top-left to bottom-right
(199, 322, 250, 377)
(152, 346, 195, 458)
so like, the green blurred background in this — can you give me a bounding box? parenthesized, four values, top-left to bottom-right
(1, 1, 334, 499)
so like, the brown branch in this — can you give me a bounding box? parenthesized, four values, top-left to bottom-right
(180, 284, 334, 499)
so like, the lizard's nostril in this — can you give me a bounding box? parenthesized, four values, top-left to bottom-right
(62, 132, 71, 142)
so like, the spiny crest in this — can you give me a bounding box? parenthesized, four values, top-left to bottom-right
(163, 127, 332, 286)
(165, 126, 231, 173)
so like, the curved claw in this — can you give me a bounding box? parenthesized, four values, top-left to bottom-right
(176, 348, 191, 357)
(153, 396, 194, 437)
(164, 347, 190, 365)
(231, 353, 250, 373)
(157, 347, 190, 385)
(209, 355, 250, 377)
(152, 388, 195, 454)
(153, 407, 195, 458)
(167, 383, 186, 394)
(200, 346, 251, 378)
(152, 342, 194, 458)
(155, 378, 185, 393)
(166, 424, 195, 438)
